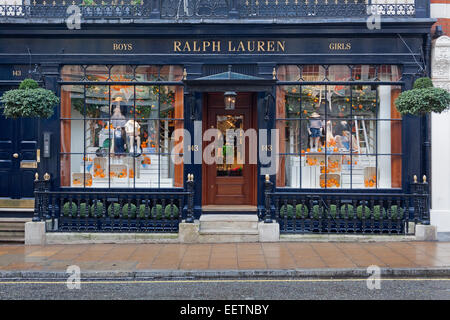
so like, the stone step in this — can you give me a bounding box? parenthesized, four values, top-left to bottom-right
(197, 233, 259, 243)
(199, 214, 259, 231)
(0, 237, 25, 244)
(199, 229, 259, 235)
(0, 218, 30, 244)
(0, 223, 25, 231)
(0, 230, 25, 237)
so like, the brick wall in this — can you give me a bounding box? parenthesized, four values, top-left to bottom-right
(431, 0, 450, 35)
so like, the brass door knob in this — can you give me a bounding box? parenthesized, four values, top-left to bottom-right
(13, 153, 19, 158)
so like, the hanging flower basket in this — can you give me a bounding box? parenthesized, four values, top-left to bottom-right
(395, 77, 450, 116)
(0, 79, 59, 119)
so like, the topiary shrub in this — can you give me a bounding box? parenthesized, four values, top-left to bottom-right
(279, 204, 294, 218)
(107, 203, 121, 218)
(122, 203, 137, 219)
(90, 202, 104, 218)
(328, 205, 338, 218)
(295, 204, 309, 219)
(164, 204, 179, 219)
(395, 77, 450, 115)
(311, 205, 324, 219)
(356, 205, 372, 219)
(1, 78, 59, 119)
(151, 204, 163, 219)
(19, 78, 39, 90)
(62, 202, 89, 218)
(136, 204, 181, 219)
(373, 205, 386, 220)
(138, 204, 150, 218)
(340, 204, 355, 219)
(413, 77, 433, 89)
(62, 202, 78, 217)
(388, 205, 405, 220)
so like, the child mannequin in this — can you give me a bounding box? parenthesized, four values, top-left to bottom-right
(111, 102, 127, 156)
(308, 112, 324, 151)
(125, 119, 141, 155)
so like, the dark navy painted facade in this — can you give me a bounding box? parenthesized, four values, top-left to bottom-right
(0, 12, 435, 218)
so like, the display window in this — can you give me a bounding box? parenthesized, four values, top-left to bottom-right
(60, 65, 184, 188)
(276, 65, 402, 189)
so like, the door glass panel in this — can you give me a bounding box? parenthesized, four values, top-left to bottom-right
(216, 114, 244, 177)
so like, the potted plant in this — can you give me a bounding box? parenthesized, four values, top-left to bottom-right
(0, 79, 59, 119)
(395, 77, 450, 115)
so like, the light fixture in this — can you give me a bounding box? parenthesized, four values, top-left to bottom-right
(224, 91, 237, 110)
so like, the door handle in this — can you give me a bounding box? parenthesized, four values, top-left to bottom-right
(13, 153, 19, 159)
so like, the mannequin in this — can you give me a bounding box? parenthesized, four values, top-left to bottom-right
(307, 112, 324, 151)
(111, 99, 127, 156)
(125, 119, 141, 155)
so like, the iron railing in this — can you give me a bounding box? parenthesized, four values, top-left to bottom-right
(0, 0, 420, 20)
(263, 175, 430, 235)
(33, 173, 195, 233)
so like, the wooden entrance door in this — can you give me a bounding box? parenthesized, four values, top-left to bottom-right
(203, 93, 256, 206)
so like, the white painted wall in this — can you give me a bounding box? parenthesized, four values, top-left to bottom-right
(431, 36, 450, 232)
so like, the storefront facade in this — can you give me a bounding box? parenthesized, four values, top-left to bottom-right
(0, 0, 436, 236)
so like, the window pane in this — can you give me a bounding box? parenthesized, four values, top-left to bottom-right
(328, 85, 351, 118)
(135, 65, 159, 81)
(328, 65, 351, 81)
(277, 155, 300, 188)
(352, 65, 377, 81)
(85, 85, 109, 118)
(378, 155, 402, 188)
(301, 65, 326, 81)
(159, 86, 177, 118)
(61, 65, 84, 81)
(276, 85, 301, 118)
(302, 153, 323, 189)
(60, 120, 84, 154)
(160, 65, 183, 81)
(353, 119, 376, 155)
(61, 154, 93, 188)
(86, 65, 109, 81)
(301, 85, 326, 118)
(277, 65, 300, 81)
(379, 65, 401, 81)
(136, 85, 159, 119)
(277, 120, 302, 154)
(352, 85, 377, 119)
(351, 155, 376, 189)
(110, 65, 134, 81)
(61, 85, 85, 119)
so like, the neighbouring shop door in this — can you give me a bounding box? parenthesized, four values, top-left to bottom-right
(0, 86, 38, 199)
(203, 93, 256, 205)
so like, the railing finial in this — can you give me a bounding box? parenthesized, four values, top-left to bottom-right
(35, 172, 39, 181)
(423, 175, 427, 184)
(44, 172, 51, 181)
(413, 175, 417, 183)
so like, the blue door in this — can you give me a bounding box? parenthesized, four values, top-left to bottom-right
(0, 86, 39, 199)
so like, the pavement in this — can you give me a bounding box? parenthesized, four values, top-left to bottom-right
(1, 241, 450, 279)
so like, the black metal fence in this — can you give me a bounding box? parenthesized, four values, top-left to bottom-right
(263, 176, 430, 235)
(33, 173, 195, 233)
(0, 0, 418, 20)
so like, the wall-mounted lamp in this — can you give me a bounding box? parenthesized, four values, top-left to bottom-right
(224, 91, 237, 110)
(264, 91, 275, 121)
